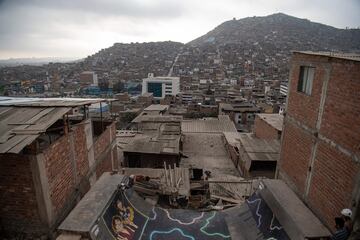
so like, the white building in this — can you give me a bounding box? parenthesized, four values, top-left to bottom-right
(280, 83, 288, 96)
(142, 74, 180, 99)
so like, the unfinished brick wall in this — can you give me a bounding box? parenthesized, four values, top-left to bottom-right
(308, 142, 359, 230)
(0, 119, 117, 237)
(279, 122, 313, 194)
(43, 133, 75, 219)
(319, 61, 360, 155)
(279, 53, 360, 230)
(0, 154, 44, 234)
(96, 150, 113, 179)
(73, 125, 89, 179)
(94, 123, 117, 177)
(94, 124, 112, 159)
(286, 55, 325, 129)
(42, 121, 117, 223)
(254, 115, 280, 139)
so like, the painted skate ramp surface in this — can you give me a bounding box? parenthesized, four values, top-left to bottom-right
(96, 189, 288, 240)
(97, 189, 230, 240)
(245, 192, 289, 239)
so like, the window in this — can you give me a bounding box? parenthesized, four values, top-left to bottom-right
(148, 82, 162, 97)
(298, 66, 315, 95)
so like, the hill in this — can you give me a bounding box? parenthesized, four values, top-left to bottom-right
(188, 13, 360, 52)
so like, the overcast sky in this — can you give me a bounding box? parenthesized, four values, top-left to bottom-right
(0, 0, 359, 59)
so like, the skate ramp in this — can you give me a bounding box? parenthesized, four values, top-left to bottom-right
(95, 189, 231, 240)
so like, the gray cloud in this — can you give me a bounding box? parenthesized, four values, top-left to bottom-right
(0, 0, 359, 59)
(0, 0, 185, 19)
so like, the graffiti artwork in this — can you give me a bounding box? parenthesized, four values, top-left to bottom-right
(246, 192, 290, 239)
(97, 189, 289, 240)
(143, 207, 230, 240)
(99, 189, 231, 240)
(101, 190, 146, 240)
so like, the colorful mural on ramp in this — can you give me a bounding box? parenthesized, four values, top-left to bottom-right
(96, 188, 289, 240)
(100, 190, 147, 239)
(246, 192, 290, 239)
(98, 189, 230, 240)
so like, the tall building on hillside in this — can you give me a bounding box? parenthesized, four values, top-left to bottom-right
(142, 73, 180, 99)
(277, 51, 360, 231)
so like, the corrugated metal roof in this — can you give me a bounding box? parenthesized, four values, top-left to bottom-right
(0, 97, 109, 107)
(182, 117, 237, 133)
(0, 106, 71, 153)
(123, 134, 180, 155)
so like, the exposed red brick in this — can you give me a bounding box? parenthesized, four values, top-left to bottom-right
(254, 115, 280, 139)
(279, 53, 360, 230)
(0, 120, 117, 237)
(286, 59, 324, 129)
(308, 142, 359, 231)
(320, 62, 360, 155)
(0, 154, 44, 233)
(94, 124, 113, 159)
(73, 125, 89, 179)
(279, 121, 313, 194)
(43, 134, 75, 218)
(96, 151, 112, 179)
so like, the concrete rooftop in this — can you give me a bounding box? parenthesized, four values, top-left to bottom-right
(181, 133, 239, 177)
(257, 113, 284, 131)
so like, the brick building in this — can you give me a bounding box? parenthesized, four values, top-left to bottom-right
(79, 71, 98, 87)
(254, 113, 283, 140)
(137, 92, 154, 107)
(0, 98, 118, 237)
(237, 133, 280, 178)
(277, 51, 360, 231)
(219, 102, 260, 132)
(221, 113, 282, 179)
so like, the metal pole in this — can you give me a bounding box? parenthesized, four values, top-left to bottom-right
(63, 114, 68, 135)
(164, 162, 168, 185)
(100, 101, 104, 131)
(169, 165, 173, 188)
